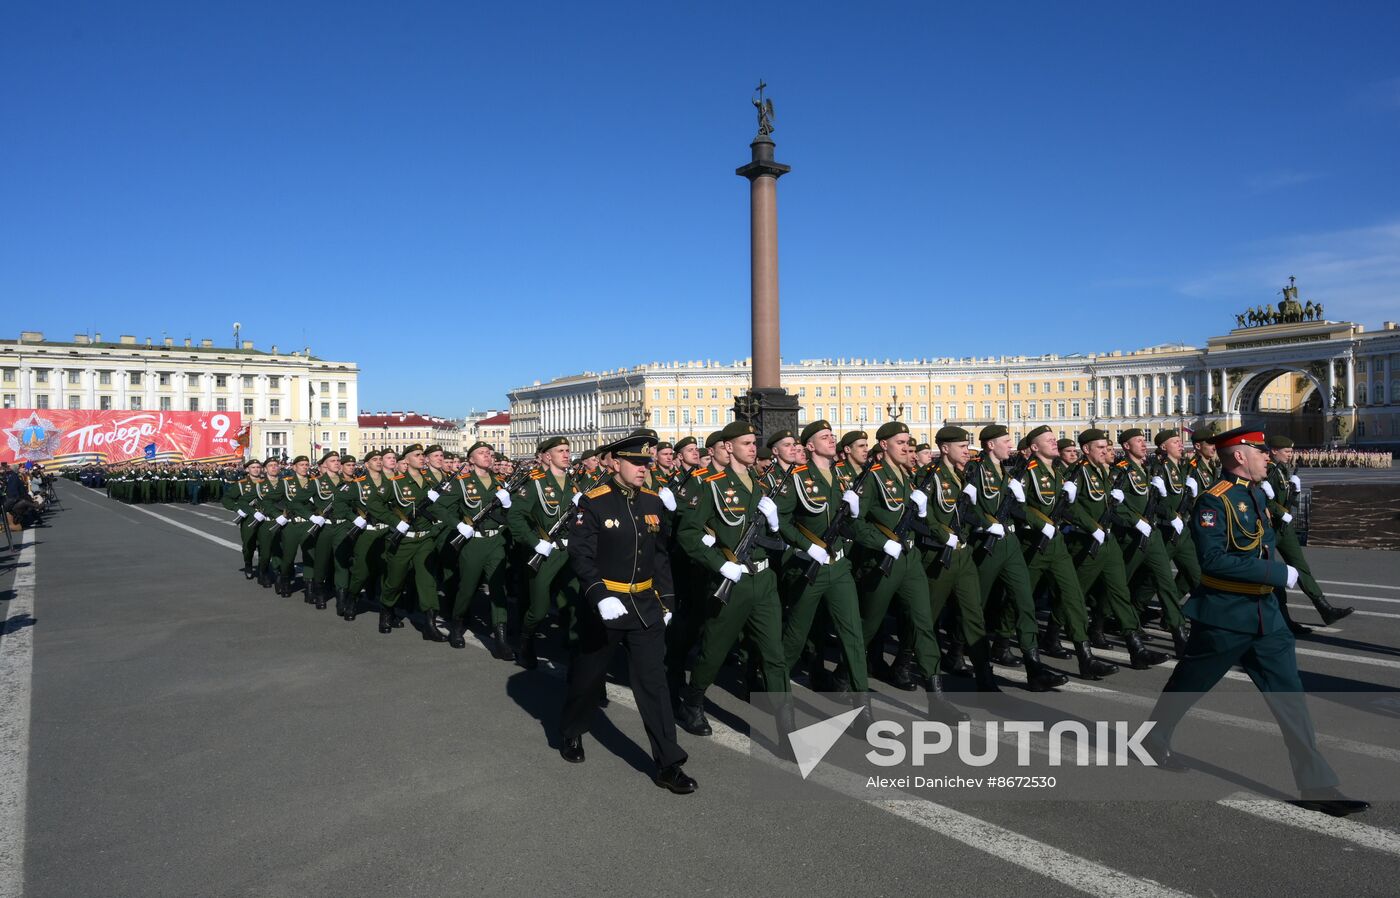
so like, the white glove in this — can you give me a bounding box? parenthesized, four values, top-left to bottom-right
(427, 489, 441, 502)
(1289, 475, 1301, 492)
(395, 520, 410, 534)
(757, 495, 779, 531)
(1186, 479, 1199, 497)
(842, 490, 860, 516)
(659, 486, 676, 512)
(946, 533, 959, 549)
(253, 511, 267, 522)
(495, 489, 512, 508)
(572, 492, 582, 506)
(719, 561, 744, 582)
(1170, 517, 1184, 536)
(1151, 476, 1167, 497)
(1092, 528, 1105, 545)
(663, 611, 673, 626)
(456, 522, 475, 540)
(986, 522, 1006, 538)
(1110, 488, 1124, 503)
(962, 483, 978, 502)
(882, 539, 903, 560)
(1260, 481, 1275, 500)
(534, 539, 554, 557)
(807, 544, 831, 566)
(1286, 565, 1299, 590)
(701, 533, 716, 547)
(235, 509, 247, 520)
(1006, 479, 1026, 502)
(275, 515, 289, 527)
(310, 515, 326, 527)
(1061, 481, 1078, 503)
(1134, 519, 1152, 538)
(597, 596, 628, 620)
(909, 489, 929, 518)
(1041, 522, 1056, 541)
(353, 515, 367, 529)
(1282, 512, 1293, 524)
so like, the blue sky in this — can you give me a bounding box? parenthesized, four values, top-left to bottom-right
(3, 1, 1398, 415)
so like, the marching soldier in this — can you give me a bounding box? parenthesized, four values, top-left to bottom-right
(1144, 427, 1368, 818)
(664, 430, 729, 692)
(1262, 435, 1353, 629)
(1115, 429, 1190, 657)
(1054, 438, 1079, 475)
(558, 432, 696, 794)
(253, 457, 284, 588)
(1188, 423, 1221, 497)
(307, 452, 357, 612)
(763, 429, 798, 491)
(445, 441, 516, 656)
(274, 455, 319, 599)
(1149, 430, 1202, 597)
(379, 444, 449, 641)
(509, 436, 581, 668)
(224, 459, 265, 579)
(345, 449, 394, 622)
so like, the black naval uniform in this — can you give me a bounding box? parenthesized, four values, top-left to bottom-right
(560, 476, 689, 775)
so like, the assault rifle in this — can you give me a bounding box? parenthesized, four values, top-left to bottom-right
(976, 453, 1030, 552)
(450, 463, 535, 550)
(1036, 472, 1073, 554)
(878, 461, 938, 577)
(527, 469, 582, 572)
(804, 450, 882, 585)
(384, 474, 455, 552)
(1086, 462, 1129, 559)
(715, 469, 793, 604)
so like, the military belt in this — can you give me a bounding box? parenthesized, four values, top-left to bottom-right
(796, 547, 844, 564)
(746, 558, 770, 575)
(478, 528, 502, 538)
(1199, 574, 1273, 596)
(602, 578, 654, 594)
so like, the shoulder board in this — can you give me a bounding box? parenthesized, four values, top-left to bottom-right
(390, 474, 405, 481)
(640, 487, 658, 496)
(1027, 460, 1039, 469)
(1190, 458, 1199, 467)
(705, 472, 727, 482)
(351, 476, 366, 482)
(1116, 460, 1128, 468)
(792, 464, 808, 473)
(871, 462, 883, 471)
(1207, 481, 1231, 497)
(456, 472, 472, 480)
(239, 478, 251, 484)
(585, 484, 611, 498)
(530, 470, 545, 480)
(689, 467, 709, 479)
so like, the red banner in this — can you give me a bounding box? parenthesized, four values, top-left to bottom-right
(0, 409, 243, 465)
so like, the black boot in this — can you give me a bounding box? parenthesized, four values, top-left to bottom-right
(926, 676, 969, 723)
(560, 735, 585, 764)
(989, 637, 1021, 667)
(774, 696, 798, 761)
(1317, 601, 1354, 627)
(313, 582, 329, 610)
(942, 640, 972, 678)
(849, 690, 875, 729)
(1088, 616, 1112, 649)
(339, 589, 355, 621)
(1022, 647, 1069, 692)
(275, 574, 291, 597)
(242, 562, 255, 580)
(890, 650, 921, 691)
(447, 618, 467, 649)
(257, 563, 272, 588)
(420, 612, 447, 642)
(867, 643, 892, 680)
(676, 686, 712, 737)
(968, 640, 1002, 693)
(1125, 631, 1169, 669)
(1075, 641, 1118, 680)
(1278, 597, 1312, 636)
(1038, 619, 1072, 659)
(491, 623, 514, 660)
(515, 632, 539, 670)
(304, 580, 318, 605)
(378, 609, 394, 634)
(1170, 624, 1190, 658)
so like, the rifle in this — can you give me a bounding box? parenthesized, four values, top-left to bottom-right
(804, 450, 882, 584)
(976, 453, 1029, 552)
(878, 461, 938, 577)
(383, 472, 456, 552)
(1035, 471, 1072, 554)
(449, 463, 535, 550)
(527, 468, 581, 571)
(1144, 457, 1179, 546)
(715, 468, 794, 603)
(1086, 462, 1128, 559)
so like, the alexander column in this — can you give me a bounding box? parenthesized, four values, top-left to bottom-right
(734, 81, 798, 440)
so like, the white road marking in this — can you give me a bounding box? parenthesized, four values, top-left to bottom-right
(1219, 793, 1400, 857)
(1294, 646, 1400, 670)
(1090, 648, 1254, 683)
(1292, 591, 1400, 606)
(0, 529, 35, 898)
(1316, 580, 1400, 591)
(65, 487, 241, 552)
(157, 503, 230, 525)
(1293, 603, 1400, 621)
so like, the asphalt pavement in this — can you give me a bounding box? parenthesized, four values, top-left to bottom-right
(4, 479, 1400, 898)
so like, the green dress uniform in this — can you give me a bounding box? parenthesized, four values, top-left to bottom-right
(1016, 455, 1119, 679)
(309, 473, 358, 610)
(347, 470, 396, 616)
(912, 459, 989, 684)
(675, 460, 790, 736)
(662, 462, 714, 691)
(253, 473, 286, 585)
(380, 468, 448, 635)
(447, 468, 513, 655)
(222, 474, 264, 576)
(1147, 463, 1341, 797)
(1063, 450, 1169, 669)
(275, 472, 319, 597)
(1262, 458, 1350, 626)
(1150, 451, 1202, 596)
(774, 458, 869, 694)
(1112, 455, 1188, 638)
(507, 466, 582, 663)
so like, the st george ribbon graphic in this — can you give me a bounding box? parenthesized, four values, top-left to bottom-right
(0, 409, 242, 464)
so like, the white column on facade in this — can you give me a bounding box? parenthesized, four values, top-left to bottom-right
(257, 373, 268, 419)
(1108, 375, 1117, 418)
(84, 368, 96, 408)
(203, 372, 214, 411)
(1383, 355, 1392, 405)
(176, 372, 188, 411)
(230, 371, 242, 419)
(1346, 353, 1356, 407)
(19, 367, 31, 407)
(1204, 367, 1213, 413)
(51, 368, 63, 409)
(144, 365, 157, 410)
(1165, 372, 1175, 415)
(1326, 358, 1336, 408)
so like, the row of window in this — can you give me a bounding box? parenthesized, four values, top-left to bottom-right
(0, 394, 351, 418)
(646, 377, 1210, 403)
(0, 369, 352, 395)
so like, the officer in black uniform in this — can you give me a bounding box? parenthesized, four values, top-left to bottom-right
(558, 432, 696, 794)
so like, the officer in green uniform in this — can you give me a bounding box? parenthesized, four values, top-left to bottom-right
(379, 444, 448, 641)
(1114, 429, 1190, 656)
(508, 436, 581, 667)
(963, 424, 1069, 691)
(444, 440, 515, 656)
(1187, 423, 1221, 497)
(664, 431, 729, 693)
(345, 449, 395, 622)
(252, 457, 285, 588)
(307, 452, 355, 611)
(274, 455, 319, 599)
(675, 421, 793, 737)
(1149, 430, 1202, 597)
(1064, 430, 1169, 669)
(846, 421, 971, 717)
(1260, 435, 1353, 631)
(774, 419, 871, 716)
(1054, 438, 1079, 476)
(223, 458, 265, 579)
(1144, 427, 1368, 818)
(1016, 425, 1119, 680)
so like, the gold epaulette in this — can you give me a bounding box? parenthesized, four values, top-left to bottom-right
(792, 464, 808, 473)
(351, 475, 366, 482)
(1207, 481, 1232, 497)
(390, 474, 405, 481)
(640, 487, 658, 496)
(586, 484, 611, 498)
(1027, 459, 1039, 469)
(689, 467, 709, 479)
(871, 462, 883, 471)
(705, 472, 727, 482)
(530, 470, 545, 479)
(1116, 460, 1128, 468)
